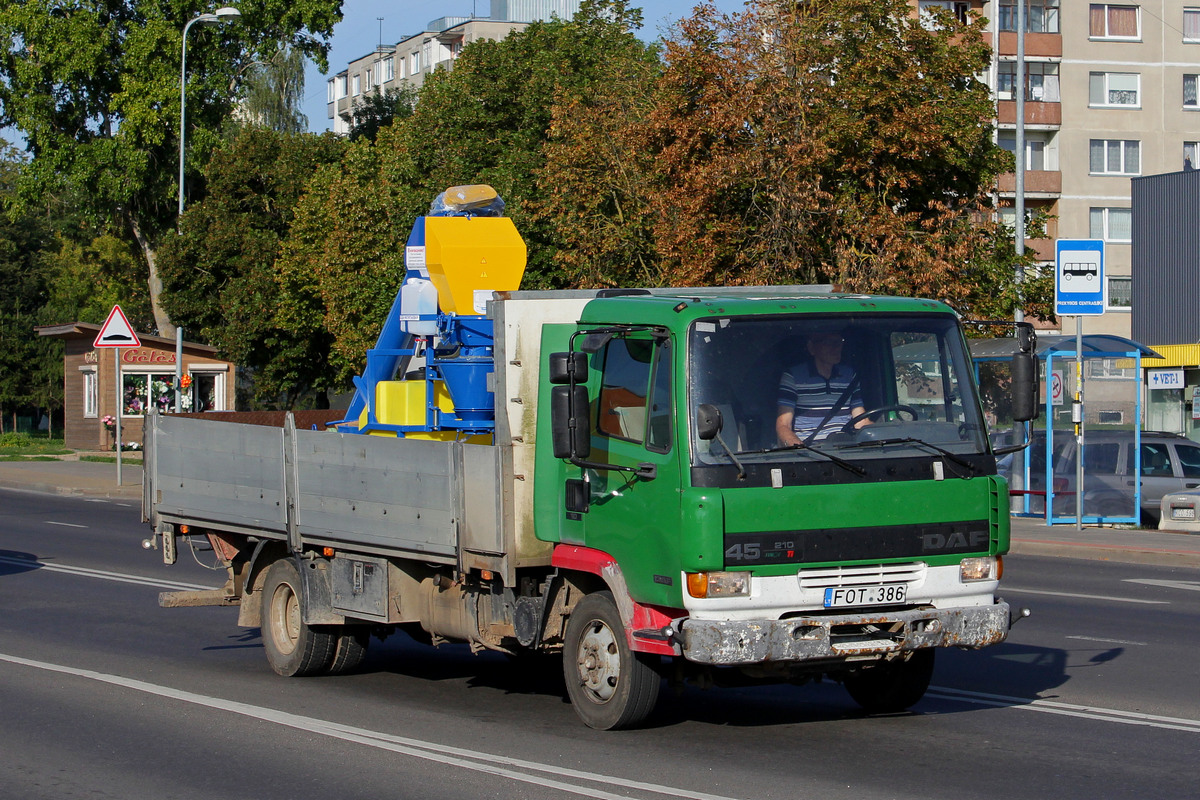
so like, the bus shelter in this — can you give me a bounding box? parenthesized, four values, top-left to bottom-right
(971, 334, 1160, 526)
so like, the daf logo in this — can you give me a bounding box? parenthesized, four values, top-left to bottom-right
(921, 530, 988, 551)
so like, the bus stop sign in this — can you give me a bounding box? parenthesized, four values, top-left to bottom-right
(1055, 239, 1105, 316)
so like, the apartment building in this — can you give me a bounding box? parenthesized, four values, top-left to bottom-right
(327, 1, 581, 135)
(971, 1, 1200, 340)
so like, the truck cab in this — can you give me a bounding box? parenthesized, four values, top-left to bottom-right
(535, 291, 1014, 727)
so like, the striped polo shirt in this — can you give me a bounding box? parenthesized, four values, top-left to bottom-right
(778, 360, 862, 441)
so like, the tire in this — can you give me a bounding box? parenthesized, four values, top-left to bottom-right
(563, 591, 660, 730)
(260, 559, 336, 677)
(327, 627, 370, 675)
(843, 648, 935, 713)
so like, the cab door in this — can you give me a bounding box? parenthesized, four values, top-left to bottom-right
(578, 333, 682, 606)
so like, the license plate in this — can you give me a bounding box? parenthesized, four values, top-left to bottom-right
(823, 584, 907, 608)
(1172, 507, 1195, 520)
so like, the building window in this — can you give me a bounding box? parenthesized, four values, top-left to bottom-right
(1089, 207, 1132, 242)
(1186, 8, 1200, 42)
(998, 61, 1060, 102)
(1089, 4, 1140, 39)
(998, 132, 1048, 170)
(364, 68, 373, 92)
(189, 372, 225, 413)
(82, 369, 98, 418)
(1089, 139, 1140, 175)
(326, 79, 335, 103)
(411, 51, 421, 75)
(1185, 142, 1200, 170)
(1107, 276, 1132, 309)
(999, 0, 1061, 33)
(351, 74, 360, 96)
(123, 372, 191, 416)
(918, 1, 968, 28)
(1089, 72, 1139, 107)
(382, 56, 394, 82)
(336, 75, 347, 99)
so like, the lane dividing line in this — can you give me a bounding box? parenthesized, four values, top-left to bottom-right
(0, 555, 214, 592)
(46, 521, 88, 529)
(927, 686, 1200, 733)
(1001, 587, 1168, 605)
(0, 652, 739, 800)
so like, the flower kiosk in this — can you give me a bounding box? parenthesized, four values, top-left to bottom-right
(37, 322, 237, 451)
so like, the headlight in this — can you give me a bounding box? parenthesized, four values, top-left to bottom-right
(686, 571, 750, 598)
(960, 556, 999, 582)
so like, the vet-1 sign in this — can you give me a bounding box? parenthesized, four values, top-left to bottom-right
(1055, 239, 1105, 316)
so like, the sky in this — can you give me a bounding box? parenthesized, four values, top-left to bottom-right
(301, 0, 744, 133)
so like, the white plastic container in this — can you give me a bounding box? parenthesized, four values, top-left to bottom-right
(400, 278, 439, 336)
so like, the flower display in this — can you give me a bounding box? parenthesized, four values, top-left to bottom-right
(102, 415, 116, 430)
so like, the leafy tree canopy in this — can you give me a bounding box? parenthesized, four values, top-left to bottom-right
(0, 0, 343, 336)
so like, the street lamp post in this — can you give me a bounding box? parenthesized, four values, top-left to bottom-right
(178, 6, 242, 219)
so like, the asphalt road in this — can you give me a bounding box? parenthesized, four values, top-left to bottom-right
(2, 489, 1198, 800)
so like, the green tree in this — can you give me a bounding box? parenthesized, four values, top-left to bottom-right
(156, 127, 345, 408)
(341, 84, 417, 143)
(394, 0, 661, 288)
(0, 0, 343, 337)
(238, 44, 309, 134)
(539, 0, 1052, 320)
(0, 140, 58, 431)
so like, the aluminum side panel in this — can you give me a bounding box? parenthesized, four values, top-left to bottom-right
(292, 430, 457, 556)
(152, 416, 287, 533)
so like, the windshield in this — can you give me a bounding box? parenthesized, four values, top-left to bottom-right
(688, 313, 988, 470)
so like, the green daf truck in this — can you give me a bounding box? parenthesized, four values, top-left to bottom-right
(144, 191, 1034, 729)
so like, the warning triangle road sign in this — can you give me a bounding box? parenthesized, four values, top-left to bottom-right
(93, 305, 142, 348)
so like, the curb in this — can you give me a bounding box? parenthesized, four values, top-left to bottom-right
(1010, 537, 1200, 568)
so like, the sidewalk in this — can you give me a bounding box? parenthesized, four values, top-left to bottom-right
(2, 456, 1199, 567)
(0, 456, 142, 501)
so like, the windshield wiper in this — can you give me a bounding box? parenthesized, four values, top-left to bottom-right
(845, 437, 977, 476)
(735, 442, 866, 476)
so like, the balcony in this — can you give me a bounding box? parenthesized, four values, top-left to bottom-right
(997, 171, 1061, 196)
(986, 32, 1062, 58)
(997, 100, 1060, 126)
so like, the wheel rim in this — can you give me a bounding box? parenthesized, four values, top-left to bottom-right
(574, 618, 620, 703)
(269, 582, 300, 656)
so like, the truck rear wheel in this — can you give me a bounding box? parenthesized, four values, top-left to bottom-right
(328, 628, 370, 674)
(843, 648, 935, 713)
(261, 559, 336, 677)
(563, 592, 660, 730)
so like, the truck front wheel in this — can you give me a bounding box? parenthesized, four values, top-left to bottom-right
(563, 592, 660, 730)
(261, 559, 336, 677)
(842, 648, 935, 713)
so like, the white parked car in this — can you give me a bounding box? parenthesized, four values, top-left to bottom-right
(1159, 490, 1200, 533)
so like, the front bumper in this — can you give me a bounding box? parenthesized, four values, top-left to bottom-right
(678, 602, 1010, 666)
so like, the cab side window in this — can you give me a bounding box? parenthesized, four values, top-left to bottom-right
(595, 337, 671, 452)
(596, 338, 652, 442)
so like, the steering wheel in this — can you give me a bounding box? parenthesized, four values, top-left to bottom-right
(842, 404, 919, 432)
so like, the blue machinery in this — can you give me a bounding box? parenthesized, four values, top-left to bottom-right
(335, 186, 526, 441)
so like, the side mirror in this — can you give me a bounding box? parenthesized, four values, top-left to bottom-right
(1011, 352, 1039, 422)
(548, 351, 587, 385)
(696, 403, 723, 441)
(551, 385, 591, 459)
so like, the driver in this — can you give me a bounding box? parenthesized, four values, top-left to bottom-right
(776, 330, 871, 445)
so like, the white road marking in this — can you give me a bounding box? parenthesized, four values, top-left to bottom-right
(927, 686, 1200, 733)
(1124, 579, 1200, 593)
(45, 521, 87, 529)
(1065, 635, 1147, 646)
(1001, 587, 1168, 605)
(0, 555, 213, 591)
(0, 652, 739, 800)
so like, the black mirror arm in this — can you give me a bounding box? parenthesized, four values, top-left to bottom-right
(568, 457, 657, 480)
